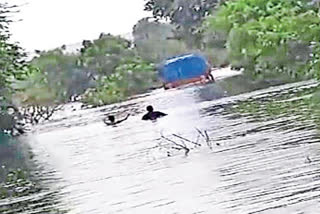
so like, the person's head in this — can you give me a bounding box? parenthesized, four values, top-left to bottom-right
(108, 115, 115, 123)
(146, 105, 154, 112)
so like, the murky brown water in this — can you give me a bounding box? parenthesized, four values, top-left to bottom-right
(2, 79, 320, 214)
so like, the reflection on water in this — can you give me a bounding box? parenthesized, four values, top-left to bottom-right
(2, 79, 320, 213)
(0, 135, 68, 213)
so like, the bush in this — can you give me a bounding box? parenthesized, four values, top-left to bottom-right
(203, 0, 320, 77)
(82, 58, 157, 106)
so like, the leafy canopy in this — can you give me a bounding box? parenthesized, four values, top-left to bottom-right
(133, 18, 188, 62)
(144, 0, 223, 47)
(204, 0, 320, 77)
(0, 2, 35, 108)
(82, 57, 156, 106)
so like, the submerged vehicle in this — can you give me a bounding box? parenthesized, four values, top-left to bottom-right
(158, 53, 214, 89)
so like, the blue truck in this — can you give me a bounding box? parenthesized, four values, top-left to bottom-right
(158, 53, 214, 89)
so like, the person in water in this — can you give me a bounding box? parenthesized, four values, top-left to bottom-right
(142, 105, 167, 120)
(104, 114, 129, 126)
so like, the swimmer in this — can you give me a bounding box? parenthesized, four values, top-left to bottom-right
(142, 105, 167, 120)
(104, 114, 129, 126)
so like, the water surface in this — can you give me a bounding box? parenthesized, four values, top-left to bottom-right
(2, 79, 320, 214)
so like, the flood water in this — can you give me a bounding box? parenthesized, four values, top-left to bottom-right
(1, 77, 320, 213)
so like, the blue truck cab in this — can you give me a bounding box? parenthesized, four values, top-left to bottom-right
(158, 53, 214, 89)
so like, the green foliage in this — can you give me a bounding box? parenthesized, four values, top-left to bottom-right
(145, 0, 221, 28)
(201, 28, 229, 66)
(0, 2, 41, 131)
(144, 0, 223, 48)
(30, 48, 98, 104)
(204, 0, 320, 77)
(32, 49, 78, 71)
(11, 67, 57, 106)
(80, 33, 135, 75)
(308, 42, 320, 79)
(26, 34, 136, 106)
(29, 33, 161, 107)
(82, 58, 156, 106)
(0, 3, 31, 103)
(114, 58, 157, 94)
(133, 18, 188, 62)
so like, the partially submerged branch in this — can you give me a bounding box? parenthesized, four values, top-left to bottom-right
(196, 128, 212, 149)
(172, 133, 201, 147)
(161, 133, 190, 156)
(21, 105, 62, 125)
(160, 128, 219, 156)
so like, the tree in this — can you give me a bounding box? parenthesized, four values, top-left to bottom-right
(0, 3, 29, 101)
(0, 2, 32, 133)
(82, 57, 156, 106)
(133, 18, 188, 62)
(30, 49, 96, 102)
(79, 33, 135, 76)
(204, 0, 320, 77)
(144, 0, 223, 48)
